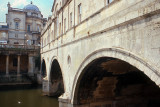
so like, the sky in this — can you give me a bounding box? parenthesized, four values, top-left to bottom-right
(0, 0, 54, 22)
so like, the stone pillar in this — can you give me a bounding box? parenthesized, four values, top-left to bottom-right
(42, 79, 50, 96)
(59, 92, 73, 107)
(6, 55, 9, 76)
(28, 55, 35, 76)
(17, 55, 21, 75)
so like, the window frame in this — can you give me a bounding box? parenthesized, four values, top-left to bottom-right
(105, 0, 113, 5)
(59, 22, 61, 35)
(27, 24, 30, 32)
(70, 12, 72, 28)
(64, 18, 66, 33)
(78, 3, 82, 24)
(37, 26, 39, 32)
(33, 40, 35, 45)
(15, 22, 19, 30)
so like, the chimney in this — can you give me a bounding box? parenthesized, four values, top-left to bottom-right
(7, 2, 10, 8)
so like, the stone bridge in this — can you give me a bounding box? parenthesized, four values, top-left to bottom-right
(41, 0, 160, 106)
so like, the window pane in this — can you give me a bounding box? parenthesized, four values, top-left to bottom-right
(27, 25, 30, 31)
(109, 0, 113, 3)
(37, 26, 39, 32)
(64, 18, 66, 32)
(59, 23, 61, 35)
(70, 12, 72, 28)
(15, 22, 19, 29)
(78, 4, 82, 23)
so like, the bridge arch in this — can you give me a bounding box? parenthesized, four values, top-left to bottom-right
(71, 48, 160, 106)
(41, 59, 47, 77)
(48, 57, 64, 96)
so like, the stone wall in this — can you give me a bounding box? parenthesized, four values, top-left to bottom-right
(41, 0, 160, 106)
(0, 55, 6, 74)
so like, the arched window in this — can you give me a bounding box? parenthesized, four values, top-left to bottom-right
(15, 22, 19, 30)
(14, 18, 21, 30)
(105, 0, 113, 5)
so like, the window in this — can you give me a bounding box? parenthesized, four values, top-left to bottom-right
(41, 39, 43, 47)
(70, 12, 72, 28)
(47, 35, 49, 44)
(15, 22, 19, 29)
(48, 29, 50, 43)
(37, 26, 39, 32)
(59, 23, 61, 35)
(78, 3, 82, 24)
(27, 25, 30, 32)
(56, 17, 59, 37)
(44, 38, 46, 46)
(14, 42, 19, 44)
(13, 58, 17, 67)
(106, 0, 113, 5)
(32, 13, 38, 17)
(15, 34, 18, 38)
(37, 25, 41, 32)
(33, 40, 35, 45)
(109, 0, 113, 3)
(51, 30, 54, 40)
(64, 18, 66, 32)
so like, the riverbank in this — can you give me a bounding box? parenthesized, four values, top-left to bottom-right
(0, 74, 42, 90)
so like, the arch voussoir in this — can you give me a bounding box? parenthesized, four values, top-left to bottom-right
(71, 48, 160, 104)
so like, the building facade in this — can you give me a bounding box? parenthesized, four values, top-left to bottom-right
(6, 1, 47, 45)
(0, 23, 8, 44)
(41, 0, 160, 107)
(0, 2, 46, 84)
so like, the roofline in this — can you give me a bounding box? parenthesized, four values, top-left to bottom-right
(51, 0, 56, 12)
(23, 3, 40, 12)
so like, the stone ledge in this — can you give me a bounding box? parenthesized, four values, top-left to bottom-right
(58, 97, 71, 103)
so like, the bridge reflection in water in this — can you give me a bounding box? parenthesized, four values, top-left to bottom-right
(0, 88, 58, 107)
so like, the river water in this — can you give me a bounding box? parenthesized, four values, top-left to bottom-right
(0, 88, 59, 107)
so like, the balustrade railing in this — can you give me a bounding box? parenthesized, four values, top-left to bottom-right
(0, 44, 40, 50)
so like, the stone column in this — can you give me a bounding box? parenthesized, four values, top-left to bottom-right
(17, 55, 21, 75)
(28, 55, 35, 76)
(42, 79, 50, 96)
(6, 55, 9, 76)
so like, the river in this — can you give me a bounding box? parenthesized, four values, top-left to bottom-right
(0, 87, 59, 107)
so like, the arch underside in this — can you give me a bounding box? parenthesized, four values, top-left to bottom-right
(41, 59, 47, 77)
(71, 48, 160, 106)
(49, 59, 64, 97)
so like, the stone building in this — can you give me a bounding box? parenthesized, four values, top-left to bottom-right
(0, 23, 8, 44)
(41, 0, 160, 106)
(0, 2, 47, 84)
(6, 1, 47, 45)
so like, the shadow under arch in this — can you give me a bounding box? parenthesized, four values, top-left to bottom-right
(71, 48, 160, 106)
(48, 57, 64, 97)
(41, 59, 47, 77)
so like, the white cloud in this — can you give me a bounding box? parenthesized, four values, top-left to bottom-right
(0, 4, 7, 12)
(12, 0, 28, 7)
(1, 7, 7, 11)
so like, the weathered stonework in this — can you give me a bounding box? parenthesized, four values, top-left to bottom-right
(41, 0, 160, 106)
(0, 2, 46, 85)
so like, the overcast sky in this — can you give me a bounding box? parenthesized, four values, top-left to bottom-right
(0, 0, 54, 22)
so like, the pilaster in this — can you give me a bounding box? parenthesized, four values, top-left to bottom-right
(17, 55, 21, 75)
(6, 55, 9, 76)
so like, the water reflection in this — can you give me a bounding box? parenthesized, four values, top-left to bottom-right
(0, 88, 58, 107)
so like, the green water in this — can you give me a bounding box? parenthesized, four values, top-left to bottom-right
(0, 88, 59, 107)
